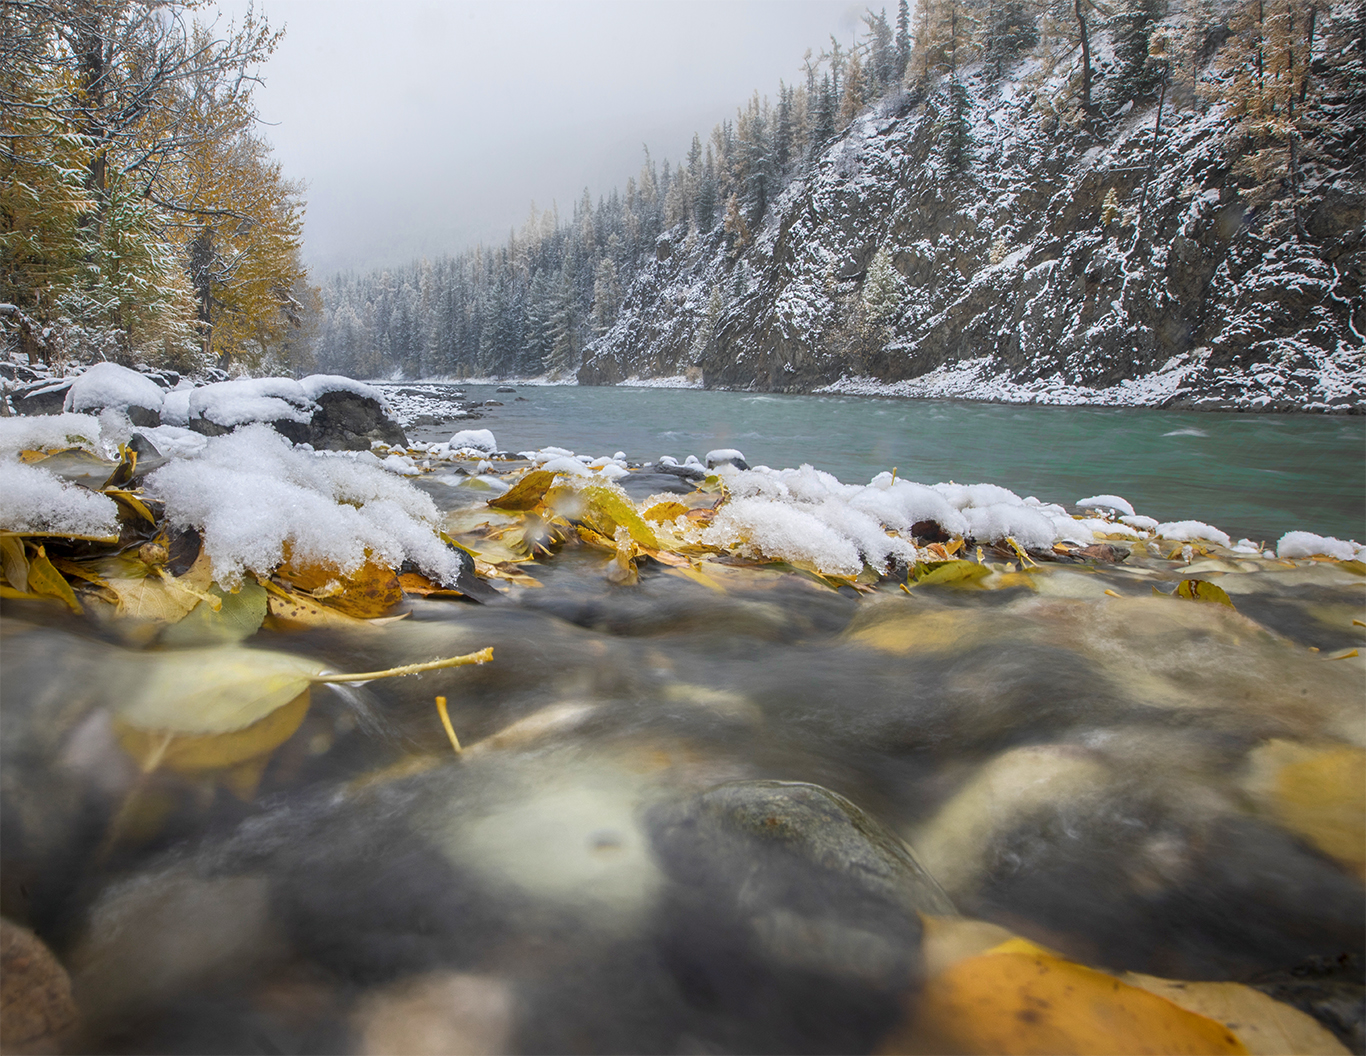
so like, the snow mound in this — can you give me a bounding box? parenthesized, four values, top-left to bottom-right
(0, 461, 119, 536)
(144, 424, 463, 588)
(0, 413, 104, 458)
(188, 378, 315, 427)
(64, 363, 164, 415)
(1120, 515, 1159, 531)
(300, 374, 389, 406)
(450, 429, 497, 454)
(1076, 494, 1135, 517)
(705, 448, 748, 468)
(1277, 531, 1364, 561)
(1155, 520, 1232, 547)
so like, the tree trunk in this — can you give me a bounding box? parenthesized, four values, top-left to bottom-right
(1075, 0, 1094, 120)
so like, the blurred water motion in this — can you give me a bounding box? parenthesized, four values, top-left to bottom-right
(1, 551, 1363, 1054)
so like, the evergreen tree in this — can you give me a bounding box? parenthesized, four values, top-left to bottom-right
(983, 0, 1041, 78)
(896, 0, 913, 77)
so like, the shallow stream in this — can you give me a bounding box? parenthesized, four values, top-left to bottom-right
(1, 395, 1364, 1054)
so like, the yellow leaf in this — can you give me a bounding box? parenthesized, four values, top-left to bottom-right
(487, 469, 555, 511)
(26, 546, 81, 613)
(1338, 560, 1366, 576)
(103, 488, 155, 524)
(883, 939, 1249, 1055)
(1120, 973, 1350, 1055)
(1174, 578, 1236, 608)
(1, 535, 30, 591)
(263, 580, 374, 630)
(116, 647, 326, 735)
(277, 551, 403, 619)
(105, 574, 202, 623)
(913, 560, 991, 588)
(643, 501, 690, 523)
(116, 690, 311, 774)
(556, 481, 659, 549)
(398, 571, 465, 598)
(1242, 740, 1365, 876)
(161, 581, 268, 645)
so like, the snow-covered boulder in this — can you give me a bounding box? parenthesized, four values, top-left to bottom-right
(64, 362, 166, 426)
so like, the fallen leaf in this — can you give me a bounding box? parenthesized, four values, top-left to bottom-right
(1174, 578, 1236, 608)
(161, 581, 269, 645)
(264, 581, 376, 630)
(1242, 740, 1365, 876)
(913, 560, 991, 588)
(105, 572, 202, 623)
(26, 546, 81, 613)
(116, 690, 312, 774)
(487, 469, 555, 511)
(398, 572, 465, 598)
(1, 535, 30, 591)
(883, 937, 1249, 1055)
(643, 500, 690, 523)
(0, 919, 79, 1054)
(1120, 972, 1350, 1055)
(277, 553, 403, 619)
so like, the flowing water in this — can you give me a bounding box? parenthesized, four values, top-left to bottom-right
(406, 384, 1366, 545)
(2, 392, 1364, 1055)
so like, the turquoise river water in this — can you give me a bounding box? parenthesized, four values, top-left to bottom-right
(410, 384, 1366, 545)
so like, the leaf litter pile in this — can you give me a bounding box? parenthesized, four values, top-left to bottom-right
(1, 417, 1363, 1055)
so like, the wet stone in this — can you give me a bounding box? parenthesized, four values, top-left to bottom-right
(645, 780, 953, 1053)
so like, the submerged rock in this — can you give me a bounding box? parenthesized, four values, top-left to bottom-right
(646, 780, 953, 1052)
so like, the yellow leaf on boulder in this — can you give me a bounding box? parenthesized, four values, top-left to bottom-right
(277, 552, 403, 619)
(883, 938, 1248, 1055)
(1120, 973, 1350, 1055)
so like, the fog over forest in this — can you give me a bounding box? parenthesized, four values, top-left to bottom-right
(222, 0, 865, 273)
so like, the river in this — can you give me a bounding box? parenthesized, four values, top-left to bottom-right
(404, 383, 1366, 545)
(1, 384, 1362, 1054)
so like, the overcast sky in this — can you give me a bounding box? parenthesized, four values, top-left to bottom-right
(214, 1, 866, 277)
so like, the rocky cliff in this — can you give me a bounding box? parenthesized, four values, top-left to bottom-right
(580, 65, 1364, 411)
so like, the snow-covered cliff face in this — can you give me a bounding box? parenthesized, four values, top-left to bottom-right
(580, 72, 1364, 411)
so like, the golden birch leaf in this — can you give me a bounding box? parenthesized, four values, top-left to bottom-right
(1242, 740, 1366, 876)
(264, 582, 373, 630)
(882, 938, 1249, 1055)
(1119, 973, 1350, 1055)
(643, 501, 690, 523)
(115, 647, 326, 735)
(487, 469, 555, 511)
(115, 690, 312, 774)
(912, 560, 992, 587)
(105, 574, 201, 623)
(1, 535, 30, 591)
(26, 546, 81, 613)
(1175, 578, 1236, 608)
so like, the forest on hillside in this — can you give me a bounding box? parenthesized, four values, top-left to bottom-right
(0, 0, 315, 376)
(313, 0, 1365, 386)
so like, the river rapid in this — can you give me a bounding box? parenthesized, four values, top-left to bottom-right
(1, 387, 1363, 1054)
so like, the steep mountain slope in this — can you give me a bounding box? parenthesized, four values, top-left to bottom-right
(581, 66, 1364, 410)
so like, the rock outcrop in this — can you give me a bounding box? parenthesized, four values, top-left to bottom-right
(580, 73, 1364, 411)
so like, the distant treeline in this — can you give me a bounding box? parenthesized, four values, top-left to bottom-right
(315, 0, 1364, 380)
